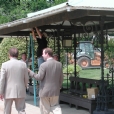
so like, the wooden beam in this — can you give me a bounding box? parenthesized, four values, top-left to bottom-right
(2, 21, 114, 36)
(71, 16, 114, 22)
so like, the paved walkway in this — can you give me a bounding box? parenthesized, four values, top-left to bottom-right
(0, 99, 40, 114)
(0, 94, 89, 114)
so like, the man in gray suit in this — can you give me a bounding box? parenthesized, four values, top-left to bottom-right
(0, 47, 29, 114)
(28, 48, 63, 114)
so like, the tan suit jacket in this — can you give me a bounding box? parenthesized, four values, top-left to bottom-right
(29, 58, 63, 97)
(0, 58, 29, 99)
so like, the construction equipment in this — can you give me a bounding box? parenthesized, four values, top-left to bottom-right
(76, 41, 108, 68)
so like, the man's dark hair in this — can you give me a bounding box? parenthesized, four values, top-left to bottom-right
(21, 52, 26, 56)
(44, 48, 53, 57)
(53, 54, 58, 57)
(9, 47, 18, 58)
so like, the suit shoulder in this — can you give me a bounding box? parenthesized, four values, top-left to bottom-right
(40, 62, 46, 67)
(56, 61, 62, 65)
(18, 60, 26, 66)
(2, 60, 10, 65)
(18, 60, 25, 64)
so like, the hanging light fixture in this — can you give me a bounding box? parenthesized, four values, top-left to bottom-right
(62, 35, 72, 47)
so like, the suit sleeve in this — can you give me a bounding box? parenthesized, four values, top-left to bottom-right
(24, 65, 29, 87)
(60, 63, 63, 88)
(29, 64, 45, 81)
(0, 64, 6, 95)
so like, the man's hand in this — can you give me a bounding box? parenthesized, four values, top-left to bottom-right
(35, 27, 42, 39)
(28, 68, 31, 73)
(0, 95, 4, 101)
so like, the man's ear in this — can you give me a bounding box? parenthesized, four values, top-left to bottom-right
(8, 53, 11, 58)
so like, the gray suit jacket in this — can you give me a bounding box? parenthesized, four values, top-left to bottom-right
(29, 58, 63, 97)
(0, 58, 29, 99)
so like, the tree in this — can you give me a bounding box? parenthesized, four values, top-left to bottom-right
(0, 0, 66, 24)
(0, 37, 27, 67)
(0, 0, 67, 67)
(105, 39, 114, 64)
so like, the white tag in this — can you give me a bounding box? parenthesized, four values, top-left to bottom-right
(92, 95, 95, 98)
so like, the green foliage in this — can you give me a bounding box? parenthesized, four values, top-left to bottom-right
(0, 37, 27, 67)
(105, 39, 114, 64)
(0, 0, 67, 66)
(63, 64, 82, 74)
(0, 36, 61, 67)
(0, 0, 66, 24)
(47, 37, 66, 64)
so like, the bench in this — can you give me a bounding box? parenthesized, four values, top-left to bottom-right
(59, 77, 108, 114)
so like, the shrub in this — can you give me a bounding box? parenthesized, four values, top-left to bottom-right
(63, 64, 82, 76)
(0, 37, 27, 68)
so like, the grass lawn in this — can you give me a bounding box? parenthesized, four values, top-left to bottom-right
(79, 68, 109, 79)
(62, 68, 109, 88)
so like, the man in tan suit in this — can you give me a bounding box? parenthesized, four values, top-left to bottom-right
(0, 47, 29, 114)
(28, 48, 63, 114)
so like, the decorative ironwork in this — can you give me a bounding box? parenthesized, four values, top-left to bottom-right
(93, 17, 114, 114)
(83, 21, 94, 33)
(60, 18, 114, 114)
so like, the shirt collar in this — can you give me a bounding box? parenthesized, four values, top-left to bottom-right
(10, 57, 17, 60)
(47, 57, 53, 61)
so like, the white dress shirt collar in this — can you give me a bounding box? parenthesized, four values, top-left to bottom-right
(10, 57, 17, 60)
(47, 57, 53, 61)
